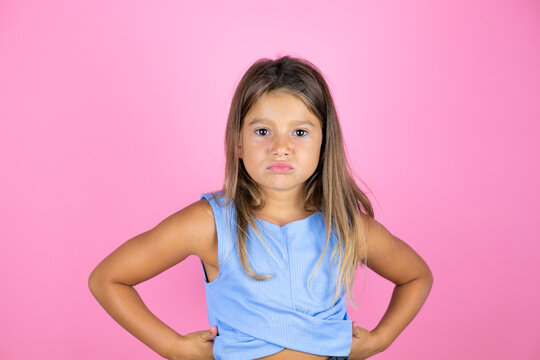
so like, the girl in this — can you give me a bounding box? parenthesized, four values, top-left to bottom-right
(89, 55, 433, 360)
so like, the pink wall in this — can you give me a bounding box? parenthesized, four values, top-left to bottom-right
(1, 0, 538, 359)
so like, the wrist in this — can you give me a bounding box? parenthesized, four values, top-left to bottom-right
(370, 328, 392, 351)
(164, 333, 187, 360)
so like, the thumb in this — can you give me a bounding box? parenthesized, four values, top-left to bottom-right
(201, 326, 218, 340)
(208, 325, 218, 338)
(352, 321, 361, 336)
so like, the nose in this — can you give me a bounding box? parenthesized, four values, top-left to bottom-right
(272, 132, 291, 156)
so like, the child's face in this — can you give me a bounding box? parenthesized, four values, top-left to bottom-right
(239, 91, 323, 196)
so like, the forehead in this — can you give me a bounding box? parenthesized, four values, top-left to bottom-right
(244, 91, 320, 127)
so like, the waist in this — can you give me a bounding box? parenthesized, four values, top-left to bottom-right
(210, 318, 352, 360)
(255, 348, 330, 360)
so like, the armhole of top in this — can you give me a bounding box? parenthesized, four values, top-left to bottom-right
(200, 192, 234, 271)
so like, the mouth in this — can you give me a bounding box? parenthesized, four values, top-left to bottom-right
(267, 162, 293, 173)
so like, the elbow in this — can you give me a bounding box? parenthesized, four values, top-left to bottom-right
(418, 266, 434, 286)
(425, 267, 434, 285)
(88, 266, 107, 296)
(421, 266, 433, 282)
(403, 268, 433, 288)
(87, 269, 99, 295)
(417, 261, 434, 286)
(420, 269, 434, 295)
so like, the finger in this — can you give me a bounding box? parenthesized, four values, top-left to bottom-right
(352, 321, 360, 334)
(353, 325, 364, 337)
(201, 326, 218, 340)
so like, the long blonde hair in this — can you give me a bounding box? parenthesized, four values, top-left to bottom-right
(214, 55, 374, 309)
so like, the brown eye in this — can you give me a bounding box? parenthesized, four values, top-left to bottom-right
(255, 129, 269, 136)
(295, 129, 308, 136)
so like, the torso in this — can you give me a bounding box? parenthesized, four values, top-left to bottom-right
(198, 204, 331, 360)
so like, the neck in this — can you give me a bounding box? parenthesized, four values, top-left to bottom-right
(255, 185, 315, 218)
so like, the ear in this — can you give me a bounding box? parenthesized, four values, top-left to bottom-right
(238, 145, 243, 158)
(237, 133, 243, 158)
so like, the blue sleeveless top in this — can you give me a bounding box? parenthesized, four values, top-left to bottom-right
(200, 191, 352, 360)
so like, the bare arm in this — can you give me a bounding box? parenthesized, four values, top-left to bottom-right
(88, 199, 216, 359)
(360, 213, 434, 350)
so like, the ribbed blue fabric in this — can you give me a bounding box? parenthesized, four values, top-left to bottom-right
(200, 190, 352, 360)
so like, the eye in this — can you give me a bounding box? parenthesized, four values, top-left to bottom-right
(295, 129, 308, 136)
(255, 128, 269, 136)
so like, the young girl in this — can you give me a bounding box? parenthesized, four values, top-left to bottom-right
(89, 55, 433, 360)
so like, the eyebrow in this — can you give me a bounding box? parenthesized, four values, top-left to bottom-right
(246, 118, 317, 127)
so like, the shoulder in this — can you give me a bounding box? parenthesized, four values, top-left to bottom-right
(355, 210, 390, 256)
(146, 197, 217, 262)
(356, 210, 373, 228)
(173, 198, 217, 257)
(355, 211, 373, 260)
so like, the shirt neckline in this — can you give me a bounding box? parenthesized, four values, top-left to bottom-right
(253, 211, 321, 229)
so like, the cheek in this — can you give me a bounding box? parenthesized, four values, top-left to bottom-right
(308, 145, 322, 166)
(245, 141, 267, 157)
(242, 144, 264, 166)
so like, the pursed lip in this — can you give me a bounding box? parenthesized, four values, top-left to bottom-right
(267, 162, 293, 170)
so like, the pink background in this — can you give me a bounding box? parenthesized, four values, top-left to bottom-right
(1, 1, 539, 359)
